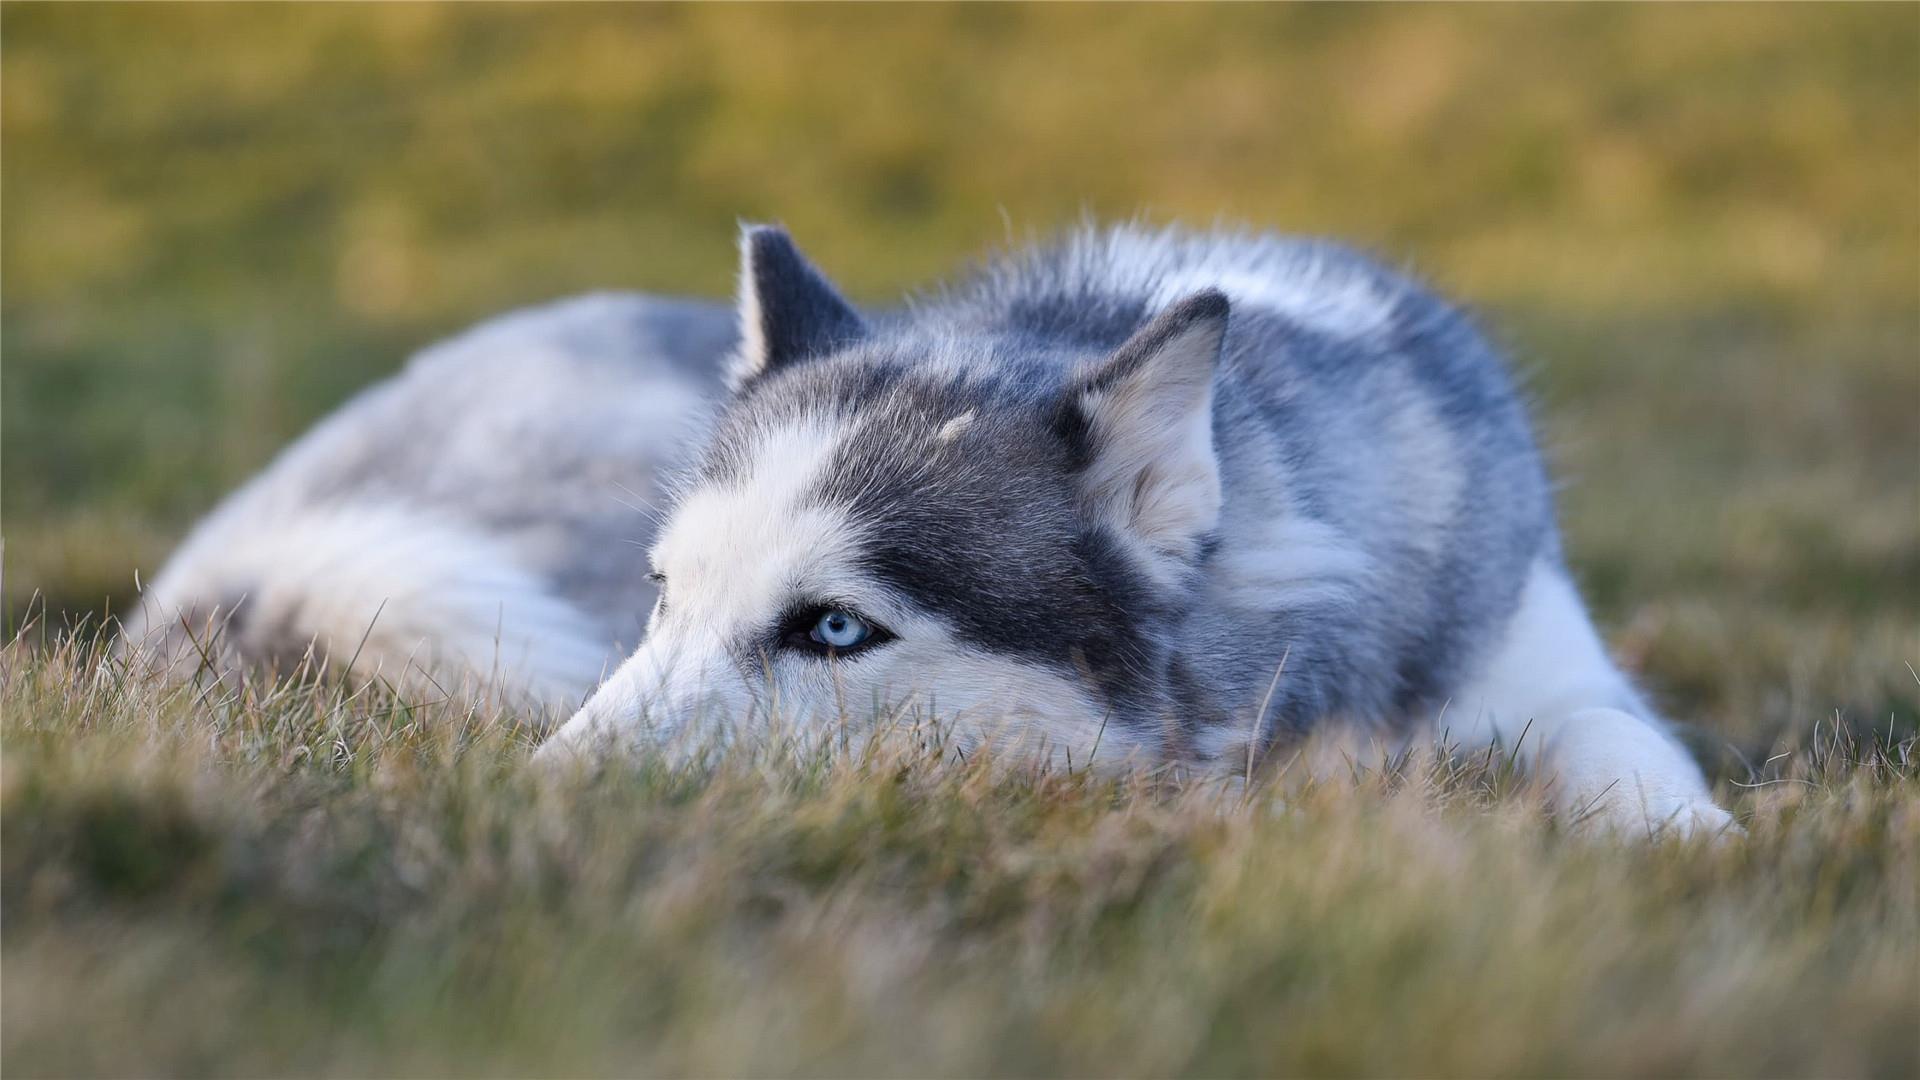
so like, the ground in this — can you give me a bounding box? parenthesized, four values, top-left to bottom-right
(2, 6, 1916, 1076)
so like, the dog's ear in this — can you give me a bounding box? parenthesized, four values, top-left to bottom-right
(1061, 290, 1228, 573)
(729, 224, 868, 390)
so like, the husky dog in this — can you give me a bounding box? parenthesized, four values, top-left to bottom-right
(120, 293, 733, 711)
(541, 223, 1734, 836)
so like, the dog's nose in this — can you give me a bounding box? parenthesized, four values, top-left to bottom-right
(532, 642, 743, 766)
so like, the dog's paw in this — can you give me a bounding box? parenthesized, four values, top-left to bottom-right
(1546, 708, 1743, 841)
(1572, 790, 1742, 841)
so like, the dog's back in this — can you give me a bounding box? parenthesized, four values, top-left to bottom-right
(923, 225, 1554, 737)
(120, 293, 733, 711)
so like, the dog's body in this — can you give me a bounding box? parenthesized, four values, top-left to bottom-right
(121, 293, 733, 709)
(131, 223, 1731, 834)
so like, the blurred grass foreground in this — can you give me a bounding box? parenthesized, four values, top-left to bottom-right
(2, 5, 1917, 1077)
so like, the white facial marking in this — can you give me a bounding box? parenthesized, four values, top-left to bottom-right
(542, 633, 750, 762)
(797, 607, 1144, 770)
(546, 414, 878, 756)
(935, 410, 976, 443)
(653, 416, 865, 642)
(538, 409, 1150, 767)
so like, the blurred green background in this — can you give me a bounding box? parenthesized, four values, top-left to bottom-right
(3, 4, 1915, 745)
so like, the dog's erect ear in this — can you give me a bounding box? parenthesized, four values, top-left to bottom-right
(730, 224, 868, 390)
(1062, 290, 1229, 573)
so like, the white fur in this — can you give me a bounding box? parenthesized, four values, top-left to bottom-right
(729, 233, 770, 390)
(1444, 559, 1736, 837)
(543, 603, 1138, 771)
(1155, 267, 1392, 340)
(652, 416, 862, 633)
(129, 501, 614, 710)
(541, 415, 865, 756)
(539, 633, 745, 761)
(854, 607, 1149, 768)
(537, 408, 1149, 767)
(1083, 227, 1396, 339)
(935, 410, 976, 444)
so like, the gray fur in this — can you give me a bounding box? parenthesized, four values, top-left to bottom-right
(132, 222, 1728, 830)
(121, 292, 733, 702)
(694, 224, 1552, 754)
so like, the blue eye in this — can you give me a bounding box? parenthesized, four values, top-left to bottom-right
(811, 609, 871, 649)
(781, 605, 894, 657)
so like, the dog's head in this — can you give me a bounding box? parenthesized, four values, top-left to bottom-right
(540, 226, 1230, 767)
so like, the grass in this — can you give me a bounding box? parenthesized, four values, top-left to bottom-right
(4, 628, 1916, 1077)
(3, 5, 1918, 1076)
